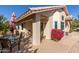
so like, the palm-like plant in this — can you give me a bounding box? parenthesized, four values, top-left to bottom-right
(71, 19, 79, 30)
(0, 15, 9, 34)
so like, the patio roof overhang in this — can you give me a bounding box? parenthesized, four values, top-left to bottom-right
(16, 13, 35, 24)
(65, 15, 72, 21)
(16, 5, 69, 24)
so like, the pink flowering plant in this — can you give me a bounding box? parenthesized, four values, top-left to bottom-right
(51, 29, 64, 41)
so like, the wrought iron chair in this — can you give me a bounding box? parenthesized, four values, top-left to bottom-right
(0, 39, 12, 53)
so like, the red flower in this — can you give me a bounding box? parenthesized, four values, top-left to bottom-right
(51, 29, 64, 40)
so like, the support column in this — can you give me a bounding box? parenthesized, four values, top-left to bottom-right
(32, 14, 40, 46)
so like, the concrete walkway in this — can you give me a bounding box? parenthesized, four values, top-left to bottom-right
(37, 32, 79, 53)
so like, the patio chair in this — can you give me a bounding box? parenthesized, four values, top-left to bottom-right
(0, 39, 12, 53)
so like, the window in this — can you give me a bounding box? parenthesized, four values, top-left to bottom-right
(18, 25, 19, 29)
(61, 22, 64, 30)
(55, 21, 58, 29)
(62, 15, 64, 20)
(21, 23, 23, 30)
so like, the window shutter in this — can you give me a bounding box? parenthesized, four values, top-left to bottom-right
(61, 22, 64, 30)
(55, 21, 58, 29)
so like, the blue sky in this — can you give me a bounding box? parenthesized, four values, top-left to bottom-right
(67, 5, 79, 19)
(0, 5, 79, 21)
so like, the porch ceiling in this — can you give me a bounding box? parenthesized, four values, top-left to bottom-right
(16, 14, 35, 24)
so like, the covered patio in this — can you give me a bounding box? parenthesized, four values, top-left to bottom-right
(17, 13, 48, 46)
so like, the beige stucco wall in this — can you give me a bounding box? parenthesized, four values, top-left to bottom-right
(43, 17, 52, 39)
(38, 11, 54, 39)
(43, 10, 67, 39)
(17, 20, 32, 38)
(52, 11, 61, 29)
(60, 11, 71, 32)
